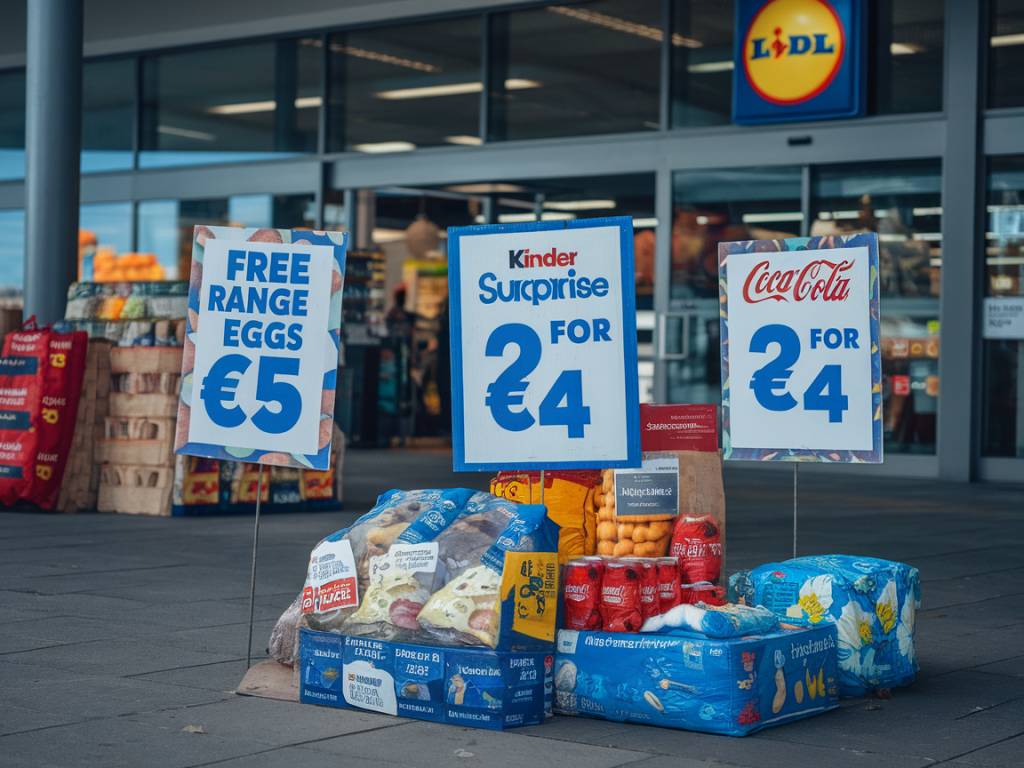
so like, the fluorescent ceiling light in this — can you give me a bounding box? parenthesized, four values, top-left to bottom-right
(445, 135, 483, 146)
(545, 199, 616, 211)
(208, 96, 321, 115)
(157, 124, 215, 142)
(498, 212, 575, 223)
(448, 183, 526, 194)
(372, 228, 407, 243)
(987, 256, 1024, 265)
(687, 60, 734, 73)
(352, 141, 417, 153)
(992, 33, 1024, 47)
(547, 6, 701, 48)
(890, 42, 924, 55)
(912, 206, 942, 216)
(632, 217, 658, 228)
(375, 79, 540, 100)
(742, 212, 803, 223)
(335, 44, 439, 73)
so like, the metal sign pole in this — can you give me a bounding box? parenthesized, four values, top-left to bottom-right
(246, 464, 266, 668)
(792, 463, 799, 559)
(539, 469, 545, 506)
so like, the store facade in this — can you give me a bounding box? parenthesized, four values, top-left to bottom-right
(0, 0, 1021, 481)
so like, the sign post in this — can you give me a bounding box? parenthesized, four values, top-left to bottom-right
(175, 226, 348, 664)
(718, 233, 882, 556)
(447, 217, 640, 472)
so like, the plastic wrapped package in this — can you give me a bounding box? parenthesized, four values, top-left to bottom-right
(729, 555, 920, 696)
(641, 602, 778, 638)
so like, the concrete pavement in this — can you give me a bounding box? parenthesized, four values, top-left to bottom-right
(1, 449, 1023, 767)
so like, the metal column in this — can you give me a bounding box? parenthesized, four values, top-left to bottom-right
(24, 0, 83, 324)
(937, 0, 984, 481)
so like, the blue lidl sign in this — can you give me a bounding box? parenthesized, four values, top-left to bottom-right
(733, 0, 864, 125)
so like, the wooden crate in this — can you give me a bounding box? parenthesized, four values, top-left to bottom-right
(100, 463, 174, 489)
(97, 484, 171, 516)
(110, 346, 182, 374)
(97, 439, 173, 467)
(104, 416, 175, 442)
(109, 393, 179, 418)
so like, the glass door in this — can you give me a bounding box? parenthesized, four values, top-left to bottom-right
(663, 166, 804, 404)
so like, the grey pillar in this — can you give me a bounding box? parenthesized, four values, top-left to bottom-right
(24, 0, 83, 324)
(937, 0, 984, 481)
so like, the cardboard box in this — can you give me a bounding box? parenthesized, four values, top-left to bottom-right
(299, 629, 553, 730)
(554, 624, 838, 736)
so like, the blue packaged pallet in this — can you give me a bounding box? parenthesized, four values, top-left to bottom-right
(554, 624, 839, 736)
(299, 628, 554, 730)
(729, 555, 920, 696)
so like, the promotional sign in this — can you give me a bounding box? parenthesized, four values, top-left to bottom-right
(719, 233, 882, 462)
(733, 0, 864, 125)
(983, 296, 1024, 340)
(175, 226, 347, 470)
(447, 217, 640, 471)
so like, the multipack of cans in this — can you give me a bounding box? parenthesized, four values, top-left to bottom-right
(563, 555, 727, 634)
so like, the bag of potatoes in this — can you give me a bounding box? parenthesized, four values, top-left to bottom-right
(594, 467, 676, 557)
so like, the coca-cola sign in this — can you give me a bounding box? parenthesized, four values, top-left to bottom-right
(742, 258, 854, 303)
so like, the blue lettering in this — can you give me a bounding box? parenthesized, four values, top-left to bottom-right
(226, 249, 246, 281)
(268, 252, 289, 283)
(751, 38, 770, 59)
(208, 284, 227, 312)
(292, 253, 311, 284)
(813, 33, 834, 54)
(789, 35, 812, 55)
(246, 251, 268, 282)
(479, 272, 498, 304)
(287, 324, 303, 351)
(223, 318, 241, 347)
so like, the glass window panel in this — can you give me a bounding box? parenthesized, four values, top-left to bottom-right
(671, 0, 733, 128)
(0, 70, 25, 181)
(329, 17, 481, 152)
(669, 167, 803, 406)
(982, 157, 1024, 457)
(80, 202, 133, 254)
(139, 39, 320, 168)
(812, 160, 941, 455)
(137, 194, 316, 279)
(870, 0, 944, 114)
(82, 59, 134, 173)
(990, 0, 1024, 108)
(0, 209, 24, 291)
(489, 1, 662, 141)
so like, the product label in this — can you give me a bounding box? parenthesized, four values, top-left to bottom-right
(501, 551, 559, 642)
(368, 542, 440, 586)
(343, 659, 398, 715)
(640, 404, 718, 452)
(983, 297, 1024, 340)
(613, 457, 679, 518)
(302, 539, 358, 613)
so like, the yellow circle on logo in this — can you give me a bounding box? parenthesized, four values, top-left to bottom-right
(743, 0, 845, 105)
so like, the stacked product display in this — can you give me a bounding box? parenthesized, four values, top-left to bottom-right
(264, 402, 919, 736)
(56, 339, 111, 513)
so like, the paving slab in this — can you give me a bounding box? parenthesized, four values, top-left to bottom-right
(130, 660, 252, 693)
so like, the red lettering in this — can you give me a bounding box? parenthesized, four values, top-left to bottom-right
(742, 258, 854, 304)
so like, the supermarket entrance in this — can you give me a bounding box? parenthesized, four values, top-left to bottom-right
(333, 174, 656, 448)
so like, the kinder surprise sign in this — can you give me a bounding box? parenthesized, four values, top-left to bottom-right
(447, 217, 640, 471)
(733, 0, 864, 124)
(719, 234, 882, 463)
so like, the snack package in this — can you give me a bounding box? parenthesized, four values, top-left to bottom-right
(490, 471, 601, 562)
(0, 325, 52, 505)
(270, 489, 559, 662)
(597, 405, 725, 581)
(25, 330, 88, 509)
(418, 499, 557, 648)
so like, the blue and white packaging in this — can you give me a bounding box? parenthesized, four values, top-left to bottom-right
(299, 629, 554, 730)
(554, 625, 838, 736)
(729, 555, 919, 696)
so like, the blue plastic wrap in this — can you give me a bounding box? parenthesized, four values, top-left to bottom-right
(554, 624, 839, 736)
(729, 555, 920, 696)
(642, 602, 779, 638)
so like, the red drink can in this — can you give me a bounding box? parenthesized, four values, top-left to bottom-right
(670, 515, 723, 585)
(687, 581, 727, 606)
(563, 558, 604, 630)
(627, 559, 659, 620)
(600, 561, 643, 632)
(656, 557, 681, 613)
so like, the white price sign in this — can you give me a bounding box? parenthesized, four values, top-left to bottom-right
(719, 234, 882, 463)
(448, 218, 640, 471)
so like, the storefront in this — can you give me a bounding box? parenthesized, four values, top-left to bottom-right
(0, 0, 1021, 480)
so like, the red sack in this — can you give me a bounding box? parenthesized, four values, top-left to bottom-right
(670, 515, 723, 585)
(0, 323, 52, 506)
(27, 330, 87, 509)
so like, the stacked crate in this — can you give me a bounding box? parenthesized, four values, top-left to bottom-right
(57, 339, 111, 513)
(97, 346, 182, 516)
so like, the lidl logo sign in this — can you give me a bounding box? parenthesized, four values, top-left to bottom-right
(733, 0, 864, 124)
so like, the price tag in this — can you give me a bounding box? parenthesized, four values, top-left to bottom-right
(719, 234, 882, 463)
(448, 218, 640, 471)
(175, 227, 348, 469)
